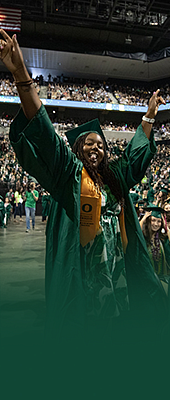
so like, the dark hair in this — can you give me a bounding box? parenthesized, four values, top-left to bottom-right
(143, 215, 165, 243)
(15, 183, 22, 193)
(26, 180, 34, 192)
(143, 215, 167, 264)
(72, 132, 123, 204)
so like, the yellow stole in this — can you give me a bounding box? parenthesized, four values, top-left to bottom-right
(80, 167, 128, 253)
(118, 207, 128, 254)
(80, 168, 101, 247)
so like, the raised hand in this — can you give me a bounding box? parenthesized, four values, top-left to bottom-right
(0, 29, 26, 76)
(146, 89, 166, 118)
(143, 211, 152, 220)
(0, 29, 41, 119)
(142, 89, 166, 139)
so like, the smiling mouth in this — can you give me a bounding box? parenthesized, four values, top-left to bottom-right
(88, 152, 98, 162)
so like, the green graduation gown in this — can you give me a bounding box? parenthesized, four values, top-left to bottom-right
(0, 199, 5, 228)
(41, 193, 51, 217)
(9, 104, 168, 342)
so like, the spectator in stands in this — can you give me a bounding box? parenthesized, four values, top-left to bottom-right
(156, 187, 169, 208)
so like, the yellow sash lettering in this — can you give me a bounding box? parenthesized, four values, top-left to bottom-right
(80, 168, 101, 247)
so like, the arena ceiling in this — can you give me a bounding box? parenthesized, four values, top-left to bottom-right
(1, 0, 170, 54)
(1, 1, 170, 81)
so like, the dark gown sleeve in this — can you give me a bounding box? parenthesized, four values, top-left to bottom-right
(119, 123, 156, 190)
(163, 237, 170, 269)
(9, 104, 83, 218)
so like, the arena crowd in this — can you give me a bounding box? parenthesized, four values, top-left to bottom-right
(1, 72, 170, 106)
(1, 112, 170, 230)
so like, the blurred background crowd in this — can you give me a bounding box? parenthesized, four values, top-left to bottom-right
(1, 107, 170, 230)
(1, 71, 170, 106)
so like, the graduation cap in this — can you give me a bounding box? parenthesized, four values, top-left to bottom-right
(144, 203, 165, 219)
(160, 187, 169, 194)
(134, 199, 145, 209)
(0, 195, 4, 201)
(65, 118, 108, 149)
(28, 176, 38, 184)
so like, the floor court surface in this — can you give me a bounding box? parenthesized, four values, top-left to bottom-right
(0, 217, 68, 397)
(0, 216, 47, 347)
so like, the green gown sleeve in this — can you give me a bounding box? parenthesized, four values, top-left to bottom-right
(9, 104, 83, 220)
(119, 124, 156, 190)
(163, 236, 170, 270)
(42, 194, 50, 217)
(0, 201, 5, 227)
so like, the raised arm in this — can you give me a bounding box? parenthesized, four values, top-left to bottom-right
(0, 29, 83, 210)
(116, 89, 166, 190)
(0, 29, 41, 119)
(141, 89, 166, 139)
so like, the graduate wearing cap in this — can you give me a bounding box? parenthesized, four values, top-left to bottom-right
(134, 198, 145, 221)
(0, 195, 5, 228)
(162, 199, 170, 232)
(41, 190, 51, 222)
(140, 204, 170, 293)
(157, 187, 169, 208)
(3, 196, 12, 227)
(147, 185, 155, 204)
(129, 187, 139, 205)
(1, 29, 168, 345)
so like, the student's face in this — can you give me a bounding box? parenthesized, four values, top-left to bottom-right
(164, 204, 170, 212)
(31, 182, 35, 190)
(82, 133, 104, 168)
(150, 216, 162, 232)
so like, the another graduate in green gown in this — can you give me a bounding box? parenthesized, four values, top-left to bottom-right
(0, 195, 5, 228)
(41, 190, 51, 222)
(4, 196, 12, 226)
(0, 29, 168, 347)
(140, 204, 170, 294)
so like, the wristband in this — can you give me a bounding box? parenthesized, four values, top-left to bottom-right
(14, 79, 33, 86)
(142, 115, 155, 124)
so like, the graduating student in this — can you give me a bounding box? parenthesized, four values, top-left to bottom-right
(140, 204, 170, 294)
(41, 190, 51, 222)
(0, 195, 5, 228)
(0, 29, 168, 346)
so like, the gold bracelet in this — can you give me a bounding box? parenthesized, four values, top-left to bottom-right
(14, 79, 33, 86)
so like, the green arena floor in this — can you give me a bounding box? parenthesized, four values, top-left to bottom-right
(0, 215, 167, 399)
(0, 216, 46, 346)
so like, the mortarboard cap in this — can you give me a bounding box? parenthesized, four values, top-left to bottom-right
(134, 199, 145, 209)
(65, 118, 108, 149)
(144, 203, 164, 219)
(28, 176, 38, 184)
(160, 187, 169, 194)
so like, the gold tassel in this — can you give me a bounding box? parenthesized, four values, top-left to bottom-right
(118, 206, 128, 254)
